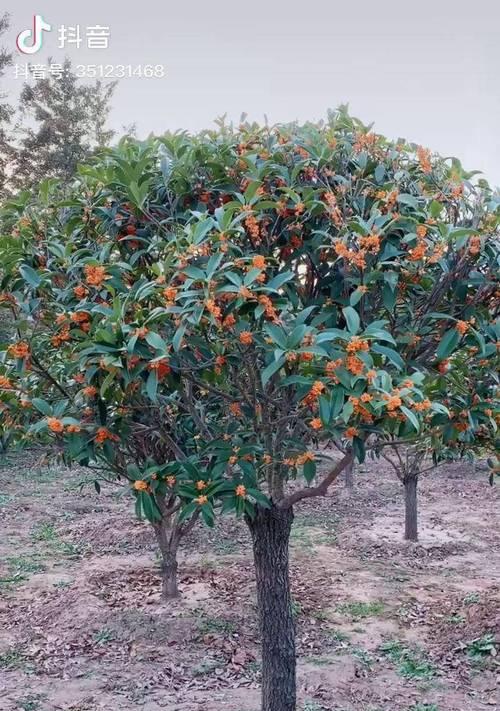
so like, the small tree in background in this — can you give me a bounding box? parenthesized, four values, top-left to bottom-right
(0, 12, 13, 202)
(1, 111, 498, 711)
(12, 59, 116, 190)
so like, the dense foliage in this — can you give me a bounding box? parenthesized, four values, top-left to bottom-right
(1, 110, 499, 523)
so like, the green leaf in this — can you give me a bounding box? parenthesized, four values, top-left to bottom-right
(303, 458, 317, 483)
(371, 344, 405, 370)
(146, 369, 158, 401)
(145, 332, 167, 352)
(319, 395, 331, 425)
(330, 387, 345, 418)
(31, 398, 52, 416)
(352, 437, 365, 463)
(397, 193, 418, 209)
(342, 306, 360, 335)
(173, 322, 186, 352)
(261, 355, 285, 386)
(265, 271, 295, 292)
(20, 264, 41, 287)
(400, 405, 420, 432)
(436, 329, 460, 360)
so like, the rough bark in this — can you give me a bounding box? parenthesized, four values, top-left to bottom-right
(404, 475, 418, 542)
(247, 505, 296, 711)
(344, 458, 354, 493)
(154, 518, 180, 599)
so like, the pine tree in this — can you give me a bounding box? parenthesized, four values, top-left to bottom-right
(13, 58, 116, 189)
(0, 13, 13, 201)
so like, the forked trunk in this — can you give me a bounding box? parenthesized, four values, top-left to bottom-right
(344, 458, 354, 493)
(404, 475, 418, 542)
(247, 505, 296, 711)
(154, 517, 180, 599)
(160, 549, 179, 598)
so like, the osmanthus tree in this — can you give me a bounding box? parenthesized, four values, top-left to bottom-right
(372, 349, 499, 541)
(1, 110, 499, 711)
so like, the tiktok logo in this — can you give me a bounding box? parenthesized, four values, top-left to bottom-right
(16, 15, 52, 55)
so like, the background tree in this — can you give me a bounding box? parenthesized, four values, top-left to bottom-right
(0, 12, 13, 201)
(0, 112, 498, 711)
(12, 59, 116, 189)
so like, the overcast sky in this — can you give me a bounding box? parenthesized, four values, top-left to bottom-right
(3, 1, 500, 186)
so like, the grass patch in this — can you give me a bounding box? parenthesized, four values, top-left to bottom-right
(197, 615, 237, 636)
(379, 640, 436, 680)
(0, 648, 26, 670)
(408, 705, 438, 711)
(336, 600, 385, 620)
(463, 591, 480, 605)
(465, 634, 497, 667)
(351, 646, 374, 669)
(15, 695, 47, 711)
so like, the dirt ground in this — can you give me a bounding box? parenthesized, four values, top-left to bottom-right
(0, 451, 498, 711)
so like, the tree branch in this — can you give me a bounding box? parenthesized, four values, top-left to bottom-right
(278, 452, 353, 509)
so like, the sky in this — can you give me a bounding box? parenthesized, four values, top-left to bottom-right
(2, 1, 500, 186)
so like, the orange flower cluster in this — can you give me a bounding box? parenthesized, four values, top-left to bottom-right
(0, 376, 13, 389)
(8, 341, 30, 359)
(148, 359, 171, 378)
(223, 313, 236, 329)
(428, 244, 445, 264)
(345, 427, 359, 439)
(205, 299, 222, 319)
(235, 484, 246, 498)
(468, 235, 481, 256)
(66, 424, 81, 433)
(359, 234, 381, 254)
(416, 225, 427, 238)
(214, 355, 226, 374)
(134, 480, 149, 491)
(47, 417, 64, 433)
(73, 284, 88, 299)
(353, 132, 377, 152)
(417, 146, 432, 173)
(258, 294, 279, 322)
(239, 331, 253, 345)
(294, 451, 315, 466)
(84, 264, 108, 287)
(409, 239, 427, 262)
(384, 392, 402, 411)
(334, 240, 366, 269)
(346, 355, 364, 375)
(310, 418, 322, 430)
(252, 255, 266, 270)
(163, 286, 177, 305)
(455, 320, 468, 336)
(195, 495, 208, 505)
(83, 386, 98, 398)
(166, 475, 176, 487)
(135, 326, 149, 339)
(412, 399, 432, 412)
(70, 311, 89, 325)
(325, 358, 343, 379)
(94, 427, 118, 444)
(196, 480, 207, 491)
(303, 380, 325, 406)
(346, 337, 369, 354)
(244, 210, 260, 242)
(348, 396, 373, 423)
(229, 402, 243, 417)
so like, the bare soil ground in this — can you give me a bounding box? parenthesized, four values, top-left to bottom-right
(0, 452, 498, 711)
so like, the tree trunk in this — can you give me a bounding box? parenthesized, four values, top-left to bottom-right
(247, 505, 296, 711)
(154, 519, 180, 599)
(344, 458, 354, 493)
(404, 475, 418, 542)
